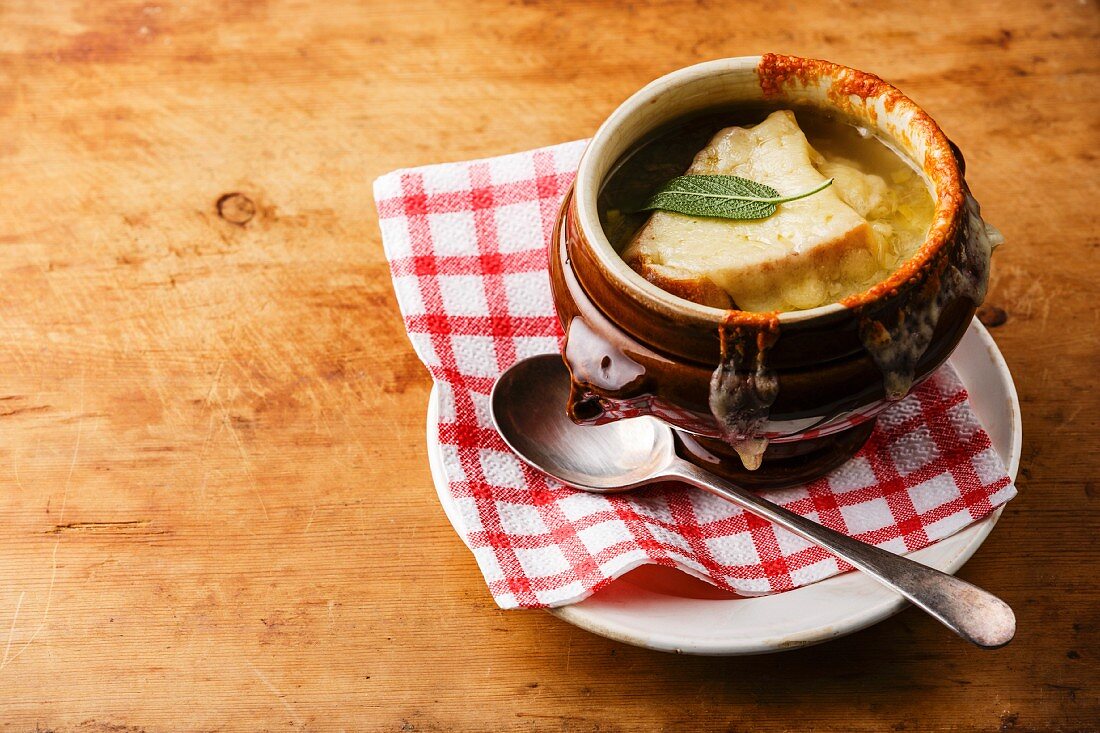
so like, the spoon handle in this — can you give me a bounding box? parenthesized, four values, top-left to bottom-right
(668, 459, 1015, 648)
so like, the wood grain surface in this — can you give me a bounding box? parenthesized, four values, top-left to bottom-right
(0, 0, 1096, 730)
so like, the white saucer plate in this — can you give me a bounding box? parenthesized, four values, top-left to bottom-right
(425, 319, 1021, 655)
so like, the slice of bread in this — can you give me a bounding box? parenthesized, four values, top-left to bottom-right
(622, 110, 889, 312)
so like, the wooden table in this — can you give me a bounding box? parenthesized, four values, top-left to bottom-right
(0, 1, 1096, 730)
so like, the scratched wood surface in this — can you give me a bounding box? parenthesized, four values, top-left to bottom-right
(0, 0, 1096, 730)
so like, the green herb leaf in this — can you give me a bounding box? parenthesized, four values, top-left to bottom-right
(633, 175, 834, 221)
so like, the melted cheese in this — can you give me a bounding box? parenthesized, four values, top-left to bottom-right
(622, 110, 910, 312)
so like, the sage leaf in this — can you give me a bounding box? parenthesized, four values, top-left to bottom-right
(634, 175, 834, 221)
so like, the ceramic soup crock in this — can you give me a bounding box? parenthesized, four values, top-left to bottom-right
(550, 54, 1002, 488)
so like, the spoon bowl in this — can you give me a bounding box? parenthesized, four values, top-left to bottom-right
(490, 354, 674, 491)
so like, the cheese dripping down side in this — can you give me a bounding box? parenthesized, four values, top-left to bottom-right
(857, 190, 1001, 399)
(708, 317, 780, 470)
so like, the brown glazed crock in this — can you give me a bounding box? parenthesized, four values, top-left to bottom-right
(550, 55, 1001, 488)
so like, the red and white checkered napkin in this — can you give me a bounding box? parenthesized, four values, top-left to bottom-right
(374, 141, 1017, 610)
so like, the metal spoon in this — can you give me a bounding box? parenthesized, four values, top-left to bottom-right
(490, 354, 1015, 648)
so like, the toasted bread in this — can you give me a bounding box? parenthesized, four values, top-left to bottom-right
(622, 110, 892, 312)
